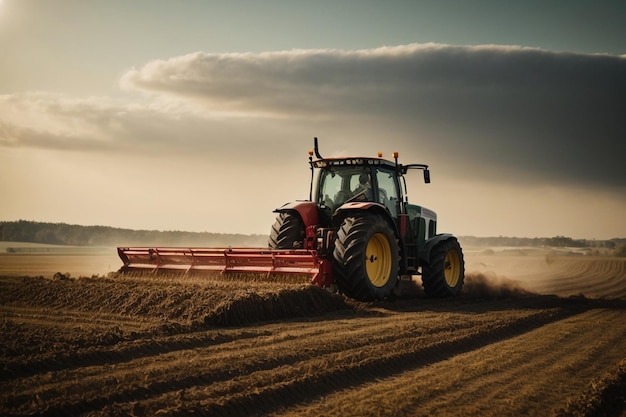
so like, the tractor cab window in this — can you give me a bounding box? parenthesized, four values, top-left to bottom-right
(318, 166, 373, 210)
(375, 168, 400, 216)
(318, 168, 343, 209)
(349, 170, 373, 202)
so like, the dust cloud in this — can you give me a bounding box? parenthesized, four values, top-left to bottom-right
(462, 271, 536, 299)
(393, 271, 536, 300)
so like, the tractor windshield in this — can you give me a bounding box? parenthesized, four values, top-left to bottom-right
(316, 164, 402, 216)
(317, 166, 373, 210)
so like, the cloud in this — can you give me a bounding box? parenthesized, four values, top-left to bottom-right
(120, 43, 626, 188)
(2, 43, 625, 191)
(0, 92, 301, 160)
(120, 43, 625, 117)
(0, 92, 141, 151)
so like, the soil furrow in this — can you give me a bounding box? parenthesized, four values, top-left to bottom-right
(0, 326, 271, 382)
(155, 308, 581, 416)
(269, 309, 626, 417)
(2, 255, 625, 417)
(9, 304, 581, 416)
(0, 297, 540, 382)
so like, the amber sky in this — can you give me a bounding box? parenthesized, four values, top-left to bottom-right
(1, 1, 625, 239)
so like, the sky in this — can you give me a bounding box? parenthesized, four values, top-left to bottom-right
(1, 0, 625, 240)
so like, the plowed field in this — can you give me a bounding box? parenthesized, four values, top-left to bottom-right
(1, 251, 625, 416)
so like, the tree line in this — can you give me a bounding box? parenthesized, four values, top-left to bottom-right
(459, 235, 625, 249)
(0, 220, 268, 247)
(1, 220, 624, 250)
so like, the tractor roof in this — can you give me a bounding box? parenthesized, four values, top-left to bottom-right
(310, 157, 397, 170)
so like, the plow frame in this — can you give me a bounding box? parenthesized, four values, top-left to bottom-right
(117, 247, 334, 287)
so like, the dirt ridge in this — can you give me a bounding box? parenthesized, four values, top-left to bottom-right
(554, 358, 626, 417)
(2, 303, 587, 416)
(2, 261, 626, 416)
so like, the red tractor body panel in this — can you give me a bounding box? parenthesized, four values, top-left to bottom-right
(275, 201, 319, 227)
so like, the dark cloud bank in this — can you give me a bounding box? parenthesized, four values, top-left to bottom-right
(123, 43, 626, 189)
(2, 44, 624, 192)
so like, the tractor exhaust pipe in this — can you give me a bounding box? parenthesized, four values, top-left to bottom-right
(313, 137, 323, 159)
(309, 137, 324, 201)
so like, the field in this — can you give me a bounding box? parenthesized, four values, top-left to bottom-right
(1, 244, 625, 416)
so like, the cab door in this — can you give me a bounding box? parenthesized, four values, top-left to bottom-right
(374, 168, 401, 217)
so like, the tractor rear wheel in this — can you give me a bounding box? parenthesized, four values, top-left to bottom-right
(333, 215, 399, 301)
(422, 238, 465, 297)
(268, 212, 305, 249)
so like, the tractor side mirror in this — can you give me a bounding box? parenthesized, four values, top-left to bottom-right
(424, 169, 431, 184)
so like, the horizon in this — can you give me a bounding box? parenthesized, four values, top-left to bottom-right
(1, 219, 624, 242)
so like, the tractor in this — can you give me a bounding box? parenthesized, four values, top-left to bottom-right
(267, 137, 464, 301)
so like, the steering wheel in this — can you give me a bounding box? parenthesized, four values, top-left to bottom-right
(345, 188, 367, 204)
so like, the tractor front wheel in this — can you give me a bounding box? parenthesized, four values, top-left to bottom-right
(333, 215, 399, 301)
(268, 212, 305, 249)
(422, 238, 465, 297)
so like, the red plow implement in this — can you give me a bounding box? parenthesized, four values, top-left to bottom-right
(117, 247, 333, 287)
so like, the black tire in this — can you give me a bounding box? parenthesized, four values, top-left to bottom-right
(422, 238, 465, 297)
(333, 215, 399, 301)
(268, 212, 305, 249)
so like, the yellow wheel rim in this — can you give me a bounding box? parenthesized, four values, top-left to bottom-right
(365, 233, 392, 287)
(444, 249, 461, 287)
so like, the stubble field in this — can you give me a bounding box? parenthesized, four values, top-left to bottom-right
(1, 246, 625, 416)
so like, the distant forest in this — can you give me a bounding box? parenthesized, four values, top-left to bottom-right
(1, 220, 624, 249)
(0, 220, 268, 247)
(459, 235, 624, 249)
